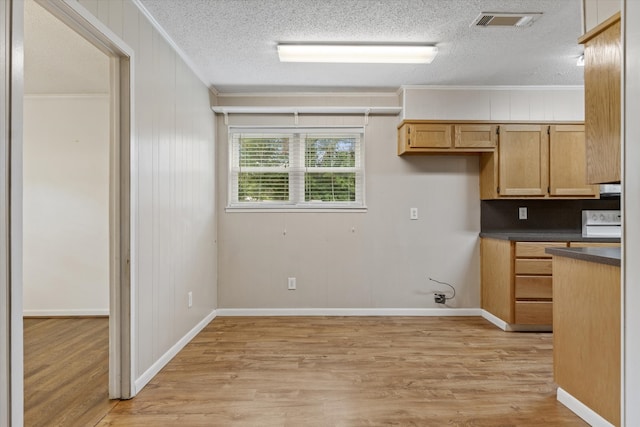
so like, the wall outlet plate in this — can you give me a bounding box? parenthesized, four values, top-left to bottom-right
(518, 207, 528, 220)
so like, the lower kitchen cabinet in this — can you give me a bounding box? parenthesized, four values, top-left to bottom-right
(481, 239, 563, 330)
(481, 238, 620, 331)
(551, 252, 620, 426)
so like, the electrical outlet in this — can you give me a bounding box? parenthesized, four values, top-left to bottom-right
(434, 293, 446, 304)
(518, 207, 528, 220)
(288, 277, 296, 290)
(188, 291, 193, 308)
(410, 207, 419, 220)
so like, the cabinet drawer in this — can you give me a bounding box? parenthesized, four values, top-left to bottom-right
(515, 276, 553, 299)
(515, 301, 553, 325)
(515, 259, 553, 275)
(515, 242, 567, 258)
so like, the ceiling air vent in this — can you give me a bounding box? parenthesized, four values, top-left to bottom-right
(471, 12, 542, 28)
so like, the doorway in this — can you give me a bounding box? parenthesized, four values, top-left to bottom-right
(7, 0, 133, 423)
(22, 0, 112, 422)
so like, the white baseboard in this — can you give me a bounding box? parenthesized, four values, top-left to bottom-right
(23, 309, 109, 317)
(481, 310, 509, 330)
(480, 310, 552, 332)
(557, 387, 615, 427)
(133, 309, 217, 394)
(216, 308, 482, 317)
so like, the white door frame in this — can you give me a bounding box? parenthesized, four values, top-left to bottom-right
(3, 0, 135, 423)
(2, 1, 25, 425)
(34, 0, 135, 399)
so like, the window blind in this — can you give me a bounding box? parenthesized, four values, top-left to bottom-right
(229, 127, 365, 209)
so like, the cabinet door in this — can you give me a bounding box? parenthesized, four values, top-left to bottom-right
(549, 125, 599, 197)
(481, 238, 514, 323)
(498, 125, 549, 196)
(582, 15, 621, 184)
(454, 124, 497, 148)
(408, 124, 452, 148)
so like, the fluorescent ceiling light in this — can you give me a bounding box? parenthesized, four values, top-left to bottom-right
(277, 44, 438, 64)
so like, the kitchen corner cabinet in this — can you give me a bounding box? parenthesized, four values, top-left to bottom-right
(397, 122, 496, 154)
(481, 238, 563, 330)
(480, 124, 599, 199)
(481, 238, 620, 331)
(579, 12, 621, 184)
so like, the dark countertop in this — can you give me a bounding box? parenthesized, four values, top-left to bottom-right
(545, 247, 621, 266)
(479, 231, 621, 243)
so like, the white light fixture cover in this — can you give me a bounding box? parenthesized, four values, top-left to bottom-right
(277, 44, 438, 64)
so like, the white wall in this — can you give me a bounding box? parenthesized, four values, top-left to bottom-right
(401, 86, 584, 121)
(76, 0, 217, 389)
(584, 0, 620, 32)
(216, 93, 480, 311)
(216, 88, 585, 312)
(22, 95, 110, 316)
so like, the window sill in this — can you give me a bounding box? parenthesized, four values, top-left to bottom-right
(225, 206, 368, 213)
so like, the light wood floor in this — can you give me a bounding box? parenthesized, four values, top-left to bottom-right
(99, 316, 586, 426)
(23, 317, 116, 427)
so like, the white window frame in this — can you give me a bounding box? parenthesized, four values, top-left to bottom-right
(227, 126, 366, 212)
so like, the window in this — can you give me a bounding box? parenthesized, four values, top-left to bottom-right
(228, 127, 365, 209)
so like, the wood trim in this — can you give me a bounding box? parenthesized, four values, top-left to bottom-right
(578, 11, 621, 44)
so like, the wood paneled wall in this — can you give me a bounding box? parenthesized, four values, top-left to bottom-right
(76, 0, 217, 389)
(401, 87, 584, 122)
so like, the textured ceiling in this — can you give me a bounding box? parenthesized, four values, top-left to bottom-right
(24, 0, 109, 95)
(138, 0, 585, 93)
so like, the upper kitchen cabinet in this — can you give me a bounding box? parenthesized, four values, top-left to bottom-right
(579, 12, 621, 184)
(397, 122, 496, 154)
(549, 125, 599, 197)
(480, 124, 599, 199)
(497, 125, 549, 197)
